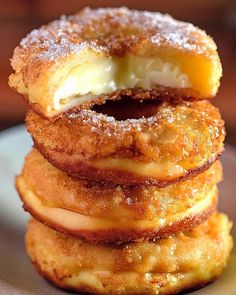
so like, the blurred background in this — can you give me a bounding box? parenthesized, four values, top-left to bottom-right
(1, 0, 236, 145)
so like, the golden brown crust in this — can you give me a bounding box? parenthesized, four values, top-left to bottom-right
(20, 149, 222, 220)
(26, 100, 225, 185)
(9, 7, 222, 118)
(20, 196, 217, 243)
(20, 87, 198, 122)
(16, 149, 219, 243)
(35, 144, 222, 186)
(32, 261, 223, 295)
(11, 7, 217, 62)
(25, 214, 233, 294)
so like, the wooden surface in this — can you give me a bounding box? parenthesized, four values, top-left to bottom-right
(1, 1, 235, 145)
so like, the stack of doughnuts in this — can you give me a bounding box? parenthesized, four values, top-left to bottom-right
(10, 7, 233, 295)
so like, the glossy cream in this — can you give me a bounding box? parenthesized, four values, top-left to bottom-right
(18, 176, 216, 232)
(53, 55, 190, 110)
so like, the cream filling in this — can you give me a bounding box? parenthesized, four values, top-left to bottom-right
(90, 157, 201, 179)
(53, 55, 190, 111)
(19, 176, 216, 231)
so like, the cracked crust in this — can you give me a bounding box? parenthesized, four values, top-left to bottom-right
(26, 100, 225, 185)
(25, 214, 233, 294)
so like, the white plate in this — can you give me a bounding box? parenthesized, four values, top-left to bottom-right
(0, 125, 235, 295)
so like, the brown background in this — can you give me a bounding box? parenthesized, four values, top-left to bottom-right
(1, 0, 236, 145)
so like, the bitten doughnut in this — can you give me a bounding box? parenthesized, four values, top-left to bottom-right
(25, 213, 233, 295)
(26, 100, 225, 186)
(9, 7, 222, 119)
(16, 149, 221, 243)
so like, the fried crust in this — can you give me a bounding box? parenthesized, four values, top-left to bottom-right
(26, 100, 225, 185)
(16, 87, 200, 122)
(20, 149, 222, 221)
(34, 144, 222, 186)
(25, 214, 233, 294)
(16, 149, 219, 243)
(20, 195, 217, 243)
(9, 7, 222, 118)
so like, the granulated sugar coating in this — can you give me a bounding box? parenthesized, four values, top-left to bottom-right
(26, 100, 225, 186)
(9, 7, 222, 119)
(17, 7, 216, 60)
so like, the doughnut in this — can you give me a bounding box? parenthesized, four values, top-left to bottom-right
(26, 99, 225, 186)
(16, 149, 221, 243)
(9, 7, 222, 119)
(25, 213, 233, 294)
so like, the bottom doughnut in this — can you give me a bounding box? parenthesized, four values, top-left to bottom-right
(26, 213, 232, 295)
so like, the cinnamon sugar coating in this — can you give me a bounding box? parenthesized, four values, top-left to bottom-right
(25, 214, 233, 294)
(9, 7, 222, 118)
(26, 100, 225, 185)
(13, 7, 217, 59)
(16, 149, 220, 243)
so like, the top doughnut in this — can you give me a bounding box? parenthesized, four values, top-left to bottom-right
(9, 7, 222, 119)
